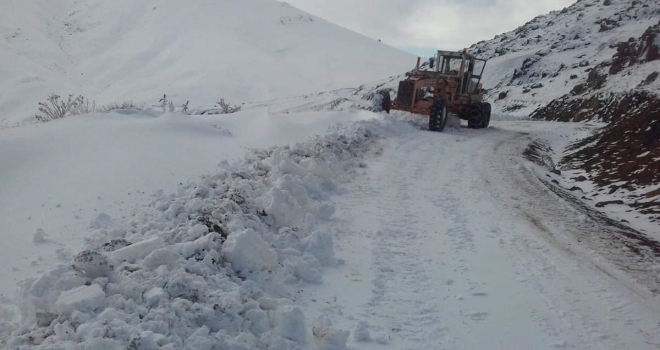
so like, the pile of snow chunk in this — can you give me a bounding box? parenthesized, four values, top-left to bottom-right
(2, 118, 397, 350)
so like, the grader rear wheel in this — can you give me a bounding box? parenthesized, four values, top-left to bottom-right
(467, 103, 486, 129)
(482, 102, 492, 128)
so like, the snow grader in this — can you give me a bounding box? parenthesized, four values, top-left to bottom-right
(372, 49, 491, 132)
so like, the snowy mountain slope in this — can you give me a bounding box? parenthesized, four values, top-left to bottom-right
(465, 0, 660, 230)
(0, 0, 414, 125)
(469, 0, 660, 118)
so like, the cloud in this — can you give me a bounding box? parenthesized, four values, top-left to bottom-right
(282, 0, 575, 50)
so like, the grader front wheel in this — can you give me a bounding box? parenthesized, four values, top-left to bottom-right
(372, 90, 391, 113)
(429, 99, 448, 132)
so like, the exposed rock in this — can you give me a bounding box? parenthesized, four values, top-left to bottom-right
(595, 200, 625, 208)
(531, 90, 658, 123)
(512, 68, 524, 80)
(610, 20, 660, 75)
(596, 18, 619, 32)
(586, 67, 608, 90)
(640, 72, 659, 86)
(559, 95, 660, 219)
(571, 83, 586, 96)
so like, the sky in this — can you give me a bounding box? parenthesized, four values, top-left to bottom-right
(283, 0, 576, 57)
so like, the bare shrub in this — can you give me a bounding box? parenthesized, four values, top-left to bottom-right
(216, 98, 241, 114)
(180, 101, 190, 114)
(35, 94, 84, 122)
(99, 101, 139, 112)
(158, 94, 169, 112)
(71, 98, 97, 116)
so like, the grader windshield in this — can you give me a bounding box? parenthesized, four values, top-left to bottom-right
(436, 54, 462, 75)
(430, 50, 487, 94)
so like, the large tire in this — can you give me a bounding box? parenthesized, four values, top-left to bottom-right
(467, 103, 485, 129)
(372, 90, 391, 113)
(482, 102, 492, 129)
(429, 99, 448, 132)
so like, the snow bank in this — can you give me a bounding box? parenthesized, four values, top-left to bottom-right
(2, 117, 396, 349)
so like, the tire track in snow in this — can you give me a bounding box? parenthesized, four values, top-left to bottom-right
(366, 134, 449, 348)
(303, 121, 660, 350)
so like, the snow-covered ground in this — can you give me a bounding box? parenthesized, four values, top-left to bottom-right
(3, 109, 660, 349)
(2, 0, 660, 348)
(299, 119, 660, 349)
(0, 108, 374, 303)
(525, 125, 660, 237)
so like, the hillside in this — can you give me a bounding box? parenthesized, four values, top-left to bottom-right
(469, 0, 660, 119)
(466, 0, 660, 229)
(0, 0, 414, 126)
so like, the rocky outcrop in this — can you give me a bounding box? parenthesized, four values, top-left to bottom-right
(560, 97, 660, 220)
(532, 20, 660, 122)
(610, 20, 660, 74)
(530, 90, 658, 122)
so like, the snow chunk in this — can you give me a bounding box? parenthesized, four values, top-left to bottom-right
(55, 284, 105, 314)
(54, 322, 75, 341)
(84, 338, 124, 350)
(287, 254, 322, 283)
(353, 321, 371, 342)
(128, 331, 160, 350)
(246, 308, 270, 335)
(165, 270, 207, 301)
(320, 329, 349, 350)
(142, 248, 181, 269)
(313, 323, 349, 350)
(187, 224, 209, 240)
(110, 236, 165, 263)
(222, 229, 277, 276)
(73, 250, 112, 278)
(261, 185, 306, 229)
(272, 305, 308, 344)
(143, 287, 167, 307)
(301, 231, 336, 266)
